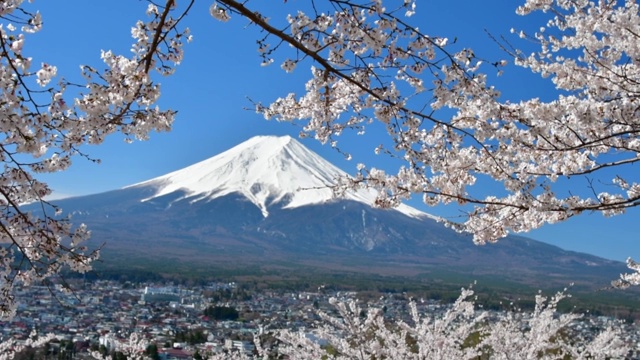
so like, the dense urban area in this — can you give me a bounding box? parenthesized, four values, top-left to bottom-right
(1, 279, 639, 359)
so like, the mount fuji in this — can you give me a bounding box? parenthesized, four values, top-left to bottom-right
(128, 135, 427, 219)
(48, 135, 627, 289)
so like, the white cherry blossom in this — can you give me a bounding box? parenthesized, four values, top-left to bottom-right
(0, 0, 191, 318)
(212, 0, 640, 286)
(257, 288, 628, 359)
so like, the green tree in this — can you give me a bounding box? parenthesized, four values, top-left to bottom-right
(193, 349, 204, 360)
(204, 305, 240, 321)
(145, 343, 160, 360)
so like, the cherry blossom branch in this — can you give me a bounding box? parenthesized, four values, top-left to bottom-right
(210, 0, 640, 253)
(0, 0, 191, 318)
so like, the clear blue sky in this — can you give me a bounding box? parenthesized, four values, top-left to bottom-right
(21, 1, 638, 262)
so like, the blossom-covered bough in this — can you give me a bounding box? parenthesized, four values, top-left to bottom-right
(0, 0, 192, 323)
(265, 288, 629, 359)
(211, 0, 640, 286)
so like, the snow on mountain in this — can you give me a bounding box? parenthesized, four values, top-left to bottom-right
(128, 135, 431, 219)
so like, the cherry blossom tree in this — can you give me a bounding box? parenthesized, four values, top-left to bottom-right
(0, 331, 56, 360)
(209, 0, 640, 286)
(0, 0, 192, 319)
(265, 289, 629, 359)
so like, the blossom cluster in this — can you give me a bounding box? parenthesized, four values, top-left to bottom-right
(0, 0, 189, 318)
(0, 331, 55, 360)
(265, 289, 629, 359)
(192, 288, 627, 360)
(211, 0, 640, 285)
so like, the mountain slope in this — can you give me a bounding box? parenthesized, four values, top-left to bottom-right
(46, 135, 628, 290)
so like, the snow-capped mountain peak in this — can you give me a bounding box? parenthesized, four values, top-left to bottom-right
(129, 135, 429, 219)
